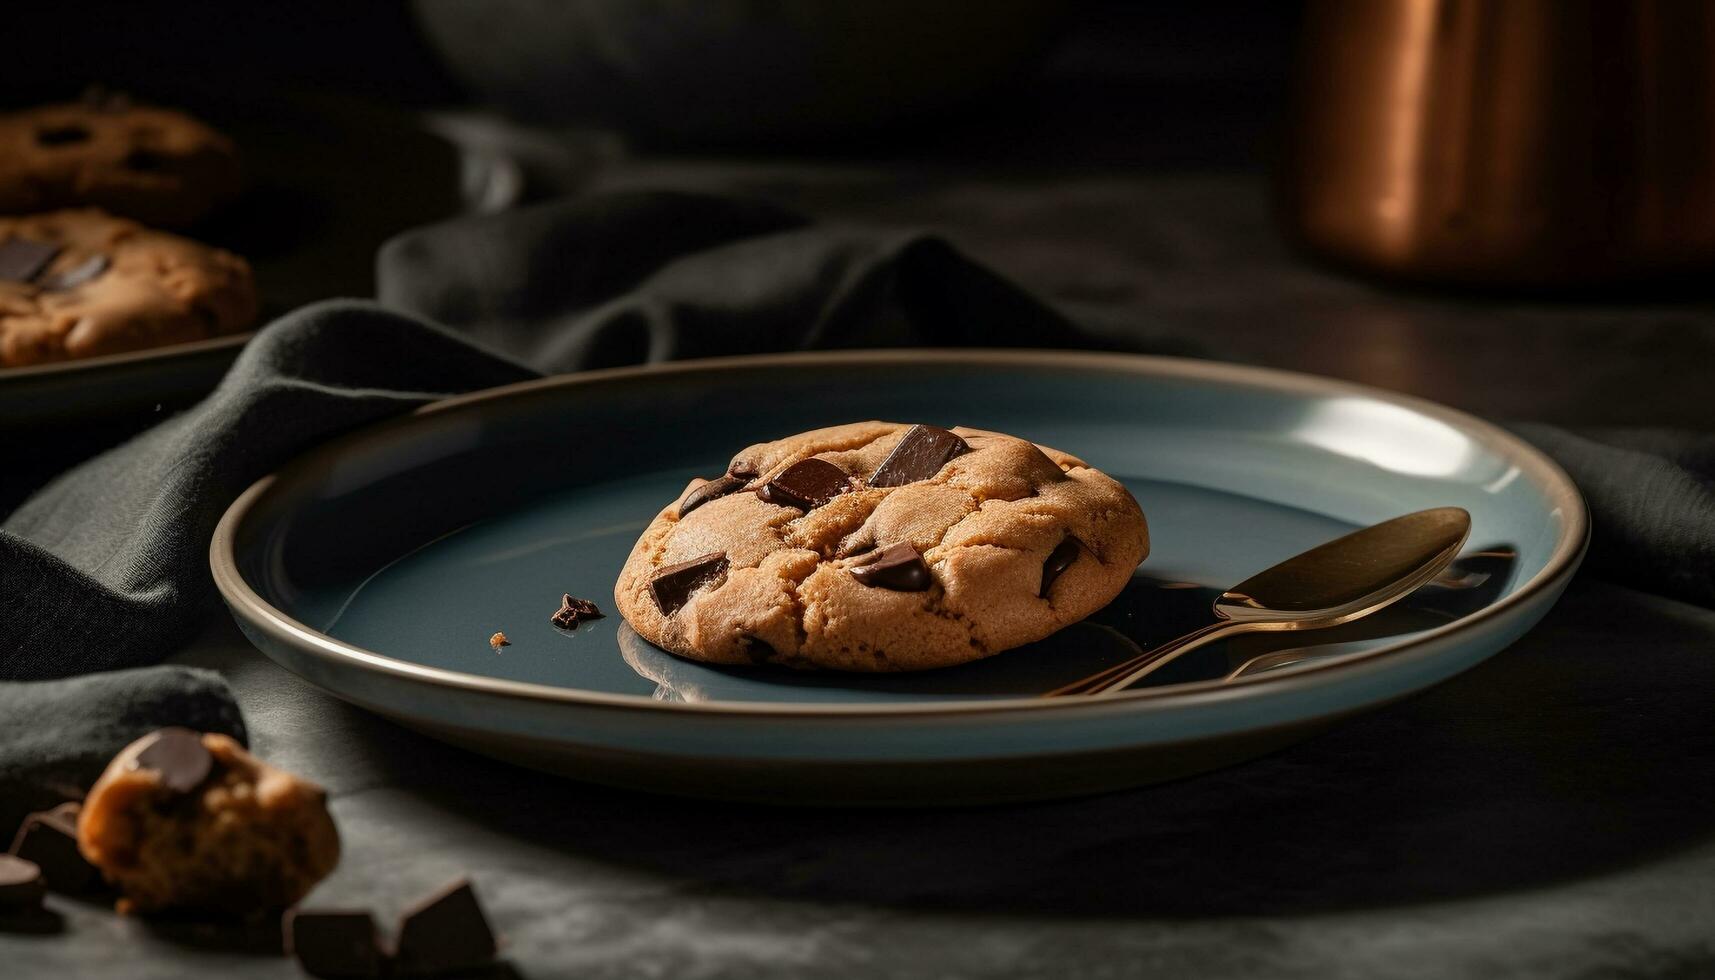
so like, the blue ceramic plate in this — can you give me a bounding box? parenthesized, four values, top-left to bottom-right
(211, 351, 1586, 804)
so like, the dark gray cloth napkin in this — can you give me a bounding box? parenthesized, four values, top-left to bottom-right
(3, 188, 1712, 697)
(0, 666, 246, 830)
(0, 191, 1094, 684)
(1513, 425, 1715, 606)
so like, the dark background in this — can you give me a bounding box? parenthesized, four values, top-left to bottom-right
(7, 5, 1715, 979)
(9, 1, 1715, 503)
(0, 3, 1298, 164)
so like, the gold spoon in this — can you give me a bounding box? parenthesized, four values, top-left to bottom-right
(1045, 507, 1472, 697)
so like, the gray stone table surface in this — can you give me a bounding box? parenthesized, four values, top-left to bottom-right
(11, 158, 1715, 973)
(10, 581, 1713, 979)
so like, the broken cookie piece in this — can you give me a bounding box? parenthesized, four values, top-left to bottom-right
(77, 728, 340, 916)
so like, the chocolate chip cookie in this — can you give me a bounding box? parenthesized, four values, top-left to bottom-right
(78, 728, 340, 916)
(0, 209, 257, 366)
(615, 422, 1149, 671)
(0, 94, 242, 227)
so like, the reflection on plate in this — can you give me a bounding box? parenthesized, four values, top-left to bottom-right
(617, 620, 1145, 704)
(615, 549, 1519, 703)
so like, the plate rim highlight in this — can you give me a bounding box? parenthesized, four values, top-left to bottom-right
(210, 349, 1588, 721)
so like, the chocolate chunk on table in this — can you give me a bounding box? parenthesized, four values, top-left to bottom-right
(1040, 536, 1084, 597)
(649, 552, 729, 615)
(850, 543, 933, 591)
(287, 908, 387, 978)
(393, 878, 497, 977)
(131, 727, 214, 793)
(550, 594, 604, 630)
(9, 802, 101, 894)
(0, 238, 61, 284)
(677, 473, 749, 518)
(870, 424, 969, 487)
(0, 854, 46, 910)
(757, 458, 852, 510)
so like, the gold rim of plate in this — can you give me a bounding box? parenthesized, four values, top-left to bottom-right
(210, 349, 1589, 720)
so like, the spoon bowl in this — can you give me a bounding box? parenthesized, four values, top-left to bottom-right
(1216, 506, 1473, 626)
(1048, 506, 1473, 696)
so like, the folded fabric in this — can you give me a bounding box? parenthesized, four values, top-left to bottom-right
(0, 191, 1090, 680)
(0, 666, 246, 830)
(1512, 424, 1715, 608)
(3, 190, 1713, 684)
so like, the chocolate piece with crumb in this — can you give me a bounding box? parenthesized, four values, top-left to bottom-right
(550, 594, 604, 630)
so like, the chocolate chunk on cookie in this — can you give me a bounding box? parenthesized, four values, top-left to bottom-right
(0, 98, 241, 226)
(133, 727, 214, 792)
(649, 552, 729, 615)
(0, 209, 257, 366)
(1040, 536, 1084, 597)
(0, 238, 60, 283)
(757, 457, 852, 510)
(615, 421, 1149, 671)
(869, 424, 968, 487)
(677, 473, 749, 518)
(849, 543, 932, 591)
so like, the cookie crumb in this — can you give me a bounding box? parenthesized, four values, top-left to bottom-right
(488, 632, 509, 651)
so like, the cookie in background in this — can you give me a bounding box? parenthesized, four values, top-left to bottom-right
(0, 209, 257, 367)
(0, 89, 242, 228)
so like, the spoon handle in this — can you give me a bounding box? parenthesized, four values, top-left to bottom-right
(1043, 620, 1245, 697)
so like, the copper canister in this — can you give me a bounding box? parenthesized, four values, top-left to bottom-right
(1280, 0, 1715, 285)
